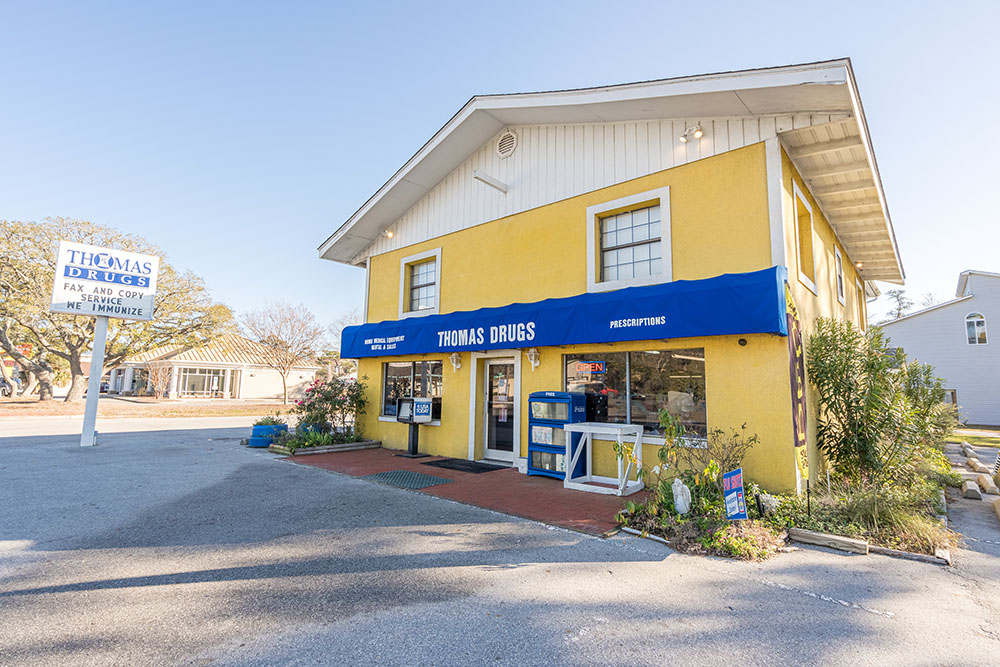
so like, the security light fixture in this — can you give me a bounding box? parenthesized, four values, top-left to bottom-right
(384, 230, 394, 238)
(678, 124, 703, 143)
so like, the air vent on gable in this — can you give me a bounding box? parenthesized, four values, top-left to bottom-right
(496, 130, 518, 158)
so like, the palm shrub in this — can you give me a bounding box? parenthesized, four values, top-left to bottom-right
(806, 318, 916, 487)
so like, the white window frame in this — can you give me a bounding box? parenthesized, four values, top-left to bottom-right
(378, 360, 443, 426)
(398, 248, 441, 319)
(834, 246, 846, 306)
(966, 312, 988, 346)
(792, 182, 817, 296)
(586, 186, 671, 293)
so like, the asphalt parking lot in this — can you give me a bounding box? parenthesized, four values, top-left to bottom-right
(2, 417, 1000, 666)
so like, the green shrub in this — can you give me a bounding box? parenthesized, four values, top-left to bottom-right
(292, 375, 368, 437)
(615, 413, 782, 561)
(806, 319, 916, 486)
(901, 360, 958, 449)
(761, 481, 954, 555)
(253, 415, 285, 427)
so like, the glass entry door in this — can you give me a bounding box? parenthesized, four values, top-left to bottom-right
(484, 360, 515, 462)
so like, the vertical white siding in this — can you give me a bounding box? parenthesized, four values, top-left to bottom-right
(359, 114, 852, 263)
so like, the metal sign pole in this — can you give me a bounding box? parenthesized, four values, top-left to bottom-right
(80, 316, 109, 447)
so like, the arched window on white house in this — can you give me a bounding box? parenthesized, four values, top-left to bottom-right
(966, 312, 988, 345)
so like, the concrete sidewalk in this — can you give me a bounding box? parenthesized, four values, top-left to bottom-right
(288, 447, 634, 535)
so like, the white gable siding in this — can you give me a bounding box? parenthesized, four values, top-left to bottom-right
(882, 274, 1000, 425)
(355, 113, 851, 264)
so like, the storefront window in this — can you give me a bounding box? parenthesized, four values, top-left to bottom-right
(178, 368, 228, 398)
(564, 349, 706, 438)
(381, 361, 443, 419)
(565, 353, 627, 423)
(629, 350, 706, 437)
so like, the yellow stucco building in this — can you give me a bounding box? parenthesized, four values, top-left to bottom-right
(320, 60, 903, 493)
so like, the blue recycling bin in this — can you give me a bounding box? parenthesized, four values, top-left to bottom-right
(527, 391, 586, 480)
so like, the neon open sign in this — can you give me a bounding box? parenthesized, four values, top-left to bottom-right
(575, 361, 606, 374)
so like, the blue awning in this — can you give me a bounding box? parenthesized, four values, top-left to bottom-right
(341, 267, 789, 358)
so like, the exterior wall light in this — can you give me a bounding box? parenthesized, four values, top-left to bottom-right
(448, 352, 462, 372)
(384, 230, 394, 238)
(525, 348, 541, 371)
(678, 124, 703, 143)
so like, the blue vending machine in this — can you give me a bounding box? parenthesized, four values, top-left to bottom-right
(527, 391, 587, 480)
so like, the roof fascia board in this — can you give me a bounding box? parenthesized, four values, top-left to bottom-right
(842, 60, 904, 283)
(880, 294, 973, 326)
(472, 61, 848, 112)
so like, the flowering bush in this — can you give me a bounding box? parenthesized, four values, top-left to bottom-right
(291, 375, 368, 438)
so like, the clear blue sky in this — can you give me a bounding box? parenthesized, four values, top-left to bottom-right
(2, 1, 997, 325)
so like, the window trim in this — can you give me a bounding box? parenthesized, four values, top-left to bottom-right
(586, 186, 671, 293)
(834, 246, 846, 306)
(398, 248, 441, 318)
(966, 312, 988, 346)
(379, 360, 444, 424)
(792, 182, 817, 296)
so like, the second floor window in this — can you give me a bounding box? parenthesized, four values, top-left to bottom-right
(600, 205, 663, 282)
(793, 183, 816, 293)
(967, 312, 987, 345)
(409, 259, 437, 312)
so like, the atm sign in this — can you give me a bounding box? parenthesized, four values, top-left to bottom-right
(575, 361, 605, 374)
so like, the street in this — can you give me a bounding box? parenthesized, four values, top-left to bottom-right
(2, 417, 999, 666)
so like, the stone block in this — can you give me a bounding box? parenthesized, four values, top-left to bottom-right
(977, 474, 999, 495)
(967, 458, 990, 473)
(962, 480, 983, 500)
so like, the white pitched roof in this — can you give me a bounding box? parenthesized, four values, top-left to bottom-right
(957, 270, 1000, 297)
(320, 59, 902, 283)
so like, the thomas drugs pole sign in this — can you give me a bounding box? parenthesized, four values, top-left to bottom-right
(50, 241, 160, 447)
(51, 241, 159, 319)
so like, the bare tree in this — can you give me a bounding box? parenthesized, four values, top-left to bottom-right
(920, 292, 941, 308)
(242, 302, 325, 404)
(321, 307, 362, 379)
(884, 289, 914, 321)
(144, 361, 172, 399)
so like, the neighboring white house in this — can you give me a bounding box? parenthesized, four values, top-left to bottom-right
(110, 333, 318, 400)
(881, 271, 1000, 425)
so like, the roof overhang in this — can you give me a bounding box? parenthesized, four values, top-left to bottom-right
(956, 270, 1000, 297)
(320, 59, 903, 283)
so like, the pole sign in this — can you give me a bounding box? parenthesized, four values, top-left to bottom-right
(50, 241, 160, 321)
(722, 467, 748, 520)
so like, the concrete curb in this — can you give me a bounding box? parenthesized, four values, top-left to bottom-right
(269, 441, 381, 456)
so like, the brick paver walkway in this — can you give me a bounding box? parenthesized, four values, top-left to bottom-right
(285, 448, 640, 536)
